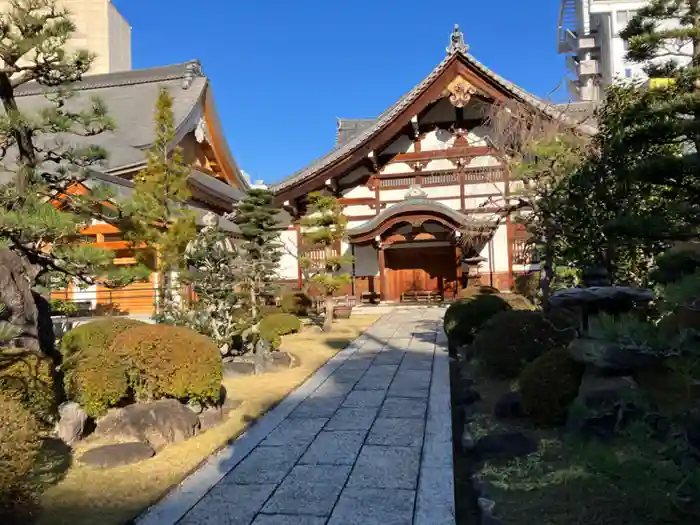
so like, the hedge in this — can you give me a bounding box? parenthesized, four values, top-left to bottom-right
(519, 346, 584, 425)
(111, 324, 223, 406)
(472, 310, 576, 378)
(259, 313, 301, 350)
(0, 392, 42, 524)
(280, 291, 313, 316)
(0, 350, 57, 425)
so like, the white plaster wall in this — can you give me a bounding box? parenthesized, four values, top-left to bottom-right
(381, 162, 413, 175)
(425, 159, 454, 171)
(380, 189, 414, 201)
(421, 129, 454, 151)
(382, 135, 415, 155)
(468, 156, 501, 167)
(466, 182, 505, 195)
(72, 282, 97, 309)
(489, 224, 510, 272)
(278, 229, 299, 280)
(354, 244, 379, 276)
(468, 127, 489, 147)
(343, 185, 374, 198)
(422, 185, 460, 198)
(344, 204, 374, 217)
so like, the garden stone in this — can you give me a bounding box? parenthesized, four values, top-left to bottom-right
(577, 368, 637, 408)
(223, 361, 256, 378)
(79, 442, 154, 469)
(550, 286, 655, 309)
(493, 391, 525, 419)
(265, 351, 299, 371)
(461, 428, 475, 451)
(474, 431, 537, 461)
(569, 338, 661, 371)
(455, 387, 481, 406)
(186, 400, 204, 414)
(95, 399, 200, 451)
(55, 401, 88, 446)
(199, 399, 243, 431)
(478, 497, 495, 514)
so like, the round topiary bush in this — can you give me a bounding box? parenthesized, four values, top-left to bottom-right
(111, 324, 223, 406)
(0, 350, 57, 425)
(259, 313, 302, 349)
(500, 293, 536, 311)
(457, 286, 499, 298)
(60, 318, 145, 417)
(444, 294, 511, 351)
(0, 392, 42, 524)
(472, 310, 576, 379)
(519, 346, 585, 426)
(280, 291, 313, 316)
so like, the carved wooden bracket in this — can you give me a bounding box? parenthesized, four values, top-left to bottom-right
(408, 160, 429, 172)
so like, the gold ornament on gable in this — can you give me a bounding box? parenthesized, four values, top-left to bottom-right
(445, 76, 478, 108)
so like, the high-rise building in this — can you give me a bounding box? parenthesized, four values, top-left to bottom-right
(0, 0, 131, 74)
(558, 0, 653, 101)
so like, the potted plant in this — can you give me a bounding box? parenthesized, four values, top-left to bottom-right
(333, 295, 354, 319)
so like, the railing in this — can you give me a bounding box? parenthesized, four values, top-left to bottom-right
(558, 0, 578, 53)
(512, 238, 540, 266)
(50, 286, 167, 318)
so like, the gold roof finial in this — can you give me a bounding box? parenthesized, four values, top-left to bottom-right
(447, 24, 469, 54)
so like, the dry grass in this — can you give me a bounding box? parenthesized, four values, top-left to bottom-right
(36, 315, 379, 525)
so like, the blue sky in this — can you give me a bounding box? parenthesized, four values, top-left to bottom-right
(114, 0, 568, 184)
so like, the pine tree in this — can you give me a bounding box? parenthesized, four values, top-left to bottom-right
(613, 1, 700, 241)
(127, 88, 196, 305)
(231, 189, 281, 319)
(0, 0, 149, 351)
(300, 193, 352, 332)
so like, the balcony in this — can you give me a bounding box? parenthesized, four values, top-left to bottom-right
(579, 58, 600, 76)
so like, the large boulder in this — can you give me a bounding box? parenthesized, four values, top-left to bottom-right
(550, 286, 655, 309)
(55, 401, 88, 446)
(94, 399, 200, 451)
(79, 442, 155, 469)
(577, 368, 637, 409)
(568, 338, 662, 371)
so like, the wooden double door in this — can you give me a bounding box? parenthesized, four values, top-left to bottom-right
(384, 245, 459, 301)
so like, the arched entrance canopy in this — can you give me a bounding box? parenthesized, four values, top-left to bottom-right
(347, 197, 496, 245)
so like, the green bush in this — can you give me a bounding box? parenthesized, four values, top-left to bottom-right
(0, 350, 57, 425)
(500, 293, 536, 311)
(259, 313, 302, 350)
(111, 324, 222, 406)
(60, 318, 145, 417)
(650, 249, 700, 285)
(472, 310, 576, 378)
(457, 286, 499, 298)
(280, 291, 313, 316)
(444, 294, 510, 350)
(519, 346, 584, 425)
(0, 392, 42, 524)
(261, 305, 282, 316)
(513, 272, 540, 303)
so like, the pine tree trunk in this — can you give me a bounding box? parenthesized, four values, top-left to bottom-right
(541, 226, 554, 312)
(0, 248, 41, 351)
(323, 295, 334, 332)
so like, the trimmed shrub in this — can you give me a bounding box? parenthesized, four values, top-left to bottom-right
(281, 291, 313, 316)
(472, 310, 576, 378)
(519, 346, 584, 425)
(0, 392, 42, 523)
(111, 324, 222, 406)
(60, 318, 145, 417)
(259, 313, 302, 349)
(261, 305, 282, 316)
(457, 286, 499, 298)
(444, 294, 511, 350)
(513, 272, 540, 303)
(60, 318, 146, 359)
(500, 293, 536, 311)
(0, 350, 57, 425)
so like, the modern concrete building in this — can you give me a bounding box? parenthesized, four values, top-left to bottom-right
(0, 0, 131, 74)
(558, 0, 648, 101)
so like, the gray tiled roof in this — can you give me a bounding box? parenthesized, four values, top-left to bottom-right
(336, 118, 376, 146)
(271, 50, 597, 194)
(4, 61, 209, 173)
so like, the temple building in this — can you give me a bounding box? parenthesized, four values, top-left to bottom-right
(45, 61, 249, 314)
(272, 26, 588, 302)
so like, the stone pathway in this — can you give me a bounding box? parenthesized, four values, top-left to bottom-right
(137, 307, 454, 525)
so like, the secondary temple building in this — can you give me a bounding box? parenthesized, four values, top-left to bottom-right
(272, 27, 588, 302)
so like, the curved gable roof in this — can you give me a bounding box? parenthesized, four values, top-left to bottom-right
(272, 39, 595, 198)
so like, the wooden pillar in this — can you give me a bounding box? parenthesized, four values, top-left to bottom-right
(295, 224, 303, 290)
(351, 244, 356, 297)
(504, 167, 514, 290)
(378, 244, 387, 301)
(455, 244, 463, 297)
(458, 171, 465, 212)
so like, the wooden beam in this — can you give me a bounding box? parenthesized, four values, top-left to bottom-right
(387, 146, 492, 164)
(295, 223, 303, 289)
(378, 245, 386, 301)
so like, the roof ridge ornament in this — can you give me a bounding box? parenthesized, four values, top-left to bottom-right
(405, 183, 428, 200)
(447, 24, 469, 55)
(182, 60, 204, 89)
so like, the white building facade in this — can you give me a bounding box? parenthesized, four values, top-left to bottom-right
(557, 0, 692, 101)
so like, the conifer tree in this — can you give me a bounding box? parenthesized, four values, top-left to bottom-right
(300, 193, 352, 332)
(613, 1, 700, 241)
(231, 189, 281, 319)
(0, 0, 149, 350)
(127, 88, 196, 305)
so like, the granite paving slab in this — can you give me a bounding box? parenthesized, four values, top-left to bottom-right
(138, 307, 454, 525)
